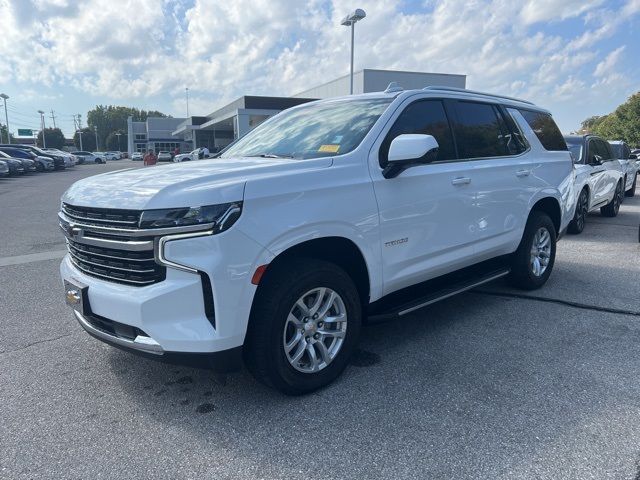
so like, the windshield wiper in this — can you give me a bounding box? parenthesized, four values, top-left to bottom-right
(252, 153, 294, 159)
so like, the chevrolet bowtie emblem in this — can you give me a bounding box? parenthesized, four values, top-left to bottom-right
(67, 224, 82, 238)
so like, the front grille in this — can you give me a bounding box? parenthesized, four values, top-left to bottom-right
(62, 203, 141, 229)
(67, 239, 165, 286)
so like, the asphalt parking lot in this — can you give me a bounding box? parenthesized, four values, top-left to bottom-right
(1, 161, 639, 479)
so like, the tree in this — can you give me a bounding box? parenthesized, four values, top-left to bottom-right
(583, 91, 640, 147)
(37, 127, 65, 149)
(105, 131, 128, 151)
(578, 115, 604, 134)
(0, 124, 14, 143)
(73, 127, 97, 151)
(86, 105, 167, 149)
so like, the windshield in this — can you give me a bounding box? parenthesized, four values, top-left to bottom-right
(220, 97, 393, 160)
(564, 139, 583, 162)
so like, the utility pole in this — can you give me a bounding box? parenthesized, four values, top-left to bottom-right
(50, 110, 57, 129)
(0, 93, 10, 144)
(38, 110, 46, 148)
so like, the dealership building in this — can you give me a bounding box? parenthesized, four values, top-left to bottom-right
(127, 69, 466, 155)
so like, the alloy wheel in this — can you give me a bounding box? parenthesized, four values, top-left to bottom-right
(576, 190, 588, 231)
(283, 287, 348, 373)
(530, 227, 551, 277)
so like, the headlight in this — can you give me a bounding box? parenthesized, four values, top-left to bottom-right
(138, 202, 242, 232)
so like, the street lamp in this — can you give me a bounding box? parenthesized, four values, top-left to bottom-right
(116, 132, 122, 151)
(185, 87, 190, 117)
(340, 8, 366, 95)
(0, 93, 9, 144)
(37, 110, 46, 148)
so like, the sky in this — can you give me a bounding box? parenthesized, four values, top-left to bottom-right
(0, 0, 639, 138)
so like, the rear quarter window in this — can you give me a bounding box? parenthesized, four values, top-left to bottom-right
(518, 110, 567, 151)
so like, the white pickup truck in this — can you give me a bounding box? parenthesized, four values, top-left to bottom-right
(60, 86, 574, 394)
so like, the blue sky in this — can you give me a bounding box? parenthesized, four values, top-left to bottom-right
(0, 0, 638, 137)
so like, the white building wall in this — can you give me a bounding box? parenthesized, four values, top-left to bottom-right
(294, 69, 466, 99)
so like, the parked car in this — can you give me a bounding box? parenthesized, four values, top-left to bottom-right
(0, 154, 25, 175)
(0, 144, 66, 170)
(91, 152, 108, 163)
(131, 152, 143, 161)
(608, 140, 637, 197)
(0, 146, 54, 172)
(73, 151, 101, 164)
(106, 151, 123, 160)
(0, 160, 9, 177)
(0, 150, 36, 173)
(173, 148, 213, 162)
(564, 135, 625, 233)
(44, 148, 77, 167)
(157, 151, 173, 162)
(60, 86, 574, 394)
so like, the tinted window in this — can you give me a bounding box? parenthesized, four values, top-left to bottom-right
(379, 100, 455, 166)
(518, 110, 567, 151)
(498, 108, 528, 155)
(0, 148, 29, 159)
(596, 140, 613, 160)
(564, 138, 584, 163)
(452, 101, 511, 159)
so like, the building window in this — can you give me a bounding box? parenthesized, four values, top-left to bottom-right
(135, 134, 146, 140)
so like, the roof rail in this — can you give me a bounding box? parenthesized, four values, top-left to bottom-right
(423, 86, 535, 105)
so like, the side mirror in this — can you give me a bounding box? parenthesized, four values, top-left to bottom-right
(590, 154, 603, 165)
(383, 134, 439, 179)
(629, 154, 637, 160)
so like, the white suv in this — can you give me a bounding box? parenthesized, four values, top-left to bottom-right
(59, 86, 574, 394)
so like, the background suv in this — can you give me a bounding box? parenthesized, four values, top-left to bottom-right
(60, 86, 573, 394)
(565, 134, 624, 233)
(609, 140, 637, 197)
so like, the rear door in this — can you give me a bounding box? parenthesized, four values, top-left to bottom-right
(594, 139, 620, 203)
(586, 138, 609, 205)
(448, 100, 531, 259)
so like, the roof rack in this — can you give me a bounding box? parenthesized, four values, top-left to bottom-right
(422, 86, 535, 105)
(384, 82, 404, 93)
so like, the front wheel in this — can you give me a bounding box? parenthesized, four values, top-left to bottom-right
(625, 174, 636, 198)
(568, 188, 588, 234)
(509, 211, 557, 290)
(601, 181, 623, 217)
(244, 258, 362, 395)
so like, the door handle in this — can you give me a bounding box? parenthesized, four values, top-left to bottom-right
(515, 169, 531, 177)
(451, 177, 471, 185)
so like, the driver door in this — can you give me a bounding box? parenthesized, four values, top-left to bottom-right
(369, 98, 478, 295)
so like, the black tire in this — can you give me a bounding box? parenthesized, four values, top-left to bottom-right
(568, 188, 588, 234)
(625, 173, 636, 198)
(244, 258, 362, 395)
(600, 180, 623, 217)
(509, 211, 557, 290)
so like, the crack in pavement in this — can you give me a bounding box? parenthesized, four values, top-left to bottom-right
(0, 333, 75, 356)
(474, 290, 640, 317)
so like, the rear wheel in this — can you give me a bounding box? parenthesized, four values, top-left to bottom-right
(244, 258, 362, 395)
(625, 173, 636, 198)
(601, 181, 623, 217)
(509, 211, 556, 290)
(568, 188, 588, 234)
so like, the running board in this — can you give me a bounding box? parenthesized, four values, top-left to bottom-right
(367, 266, 510, 323)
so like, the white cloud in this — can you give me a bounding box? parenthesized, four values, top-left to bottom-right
(0, 0, 638, 133)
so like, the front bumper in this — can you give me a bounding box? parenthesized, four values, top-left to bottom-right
(60, 226, 269, 369)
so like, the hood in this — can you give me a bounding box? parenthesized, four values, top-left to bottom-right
(63, 156, 332, 210)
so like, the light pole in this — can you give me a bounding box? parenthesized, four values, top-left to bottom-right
(116, 132, 122, 151)
(340, 9, 366, 95)
(185, 87, 190, 117)
(0, 93, 10, 144)
(94, 126, 99, 150)
(38, 110, 46, 148)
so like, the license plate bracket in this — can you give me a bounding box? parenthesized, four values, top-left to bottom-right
(64, 279, 90, 316)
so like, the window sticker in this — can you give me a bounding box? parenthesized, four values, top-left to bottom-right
(318, 144, 340, 153)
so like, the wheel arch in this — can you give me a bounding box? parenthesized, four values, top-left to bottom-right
(256, 236, 371, 308)
(530, 196, 561, 235)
